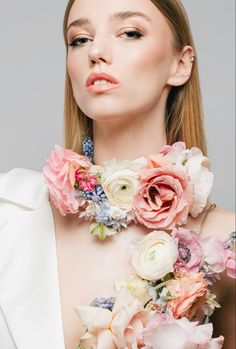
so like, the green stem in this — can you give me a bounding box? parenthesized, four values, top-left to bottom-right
(154, 280, 168, 291)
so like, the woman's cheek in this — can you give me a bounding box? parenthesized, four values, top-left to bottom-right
(67, 55, 77, 81)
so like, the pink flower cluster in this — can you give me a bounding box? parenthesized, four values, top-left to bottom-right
(171, 227, 236, 279)
(76, 290, 225, 349)
(75, 170, 98, 192)
(43, 145, 91, 215)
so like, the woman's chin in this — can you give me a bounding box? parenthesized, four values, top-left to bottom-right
(81, 110, 130, 122)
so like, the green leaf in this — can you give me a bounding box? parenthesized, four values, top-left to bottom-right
(90, 223, 100, 235)
(89, 222, 107, 240)
(98, 223, 106, 240)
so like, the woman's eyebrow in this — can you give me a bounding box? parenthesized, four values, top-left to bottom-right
(67, 11, 152, 33)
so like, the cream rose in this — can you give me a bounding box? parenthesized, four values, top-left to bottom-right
(101, 159, 142, 209)
(113, 274, 150, 305)
(185, 148, 214, 217)
(129, 231, 178, 281)
(160, 142, 214, 217)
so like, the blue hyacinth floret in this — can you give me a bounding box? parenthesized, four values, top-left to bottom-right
(82, 136, 94, 163)
(95, 203, 113, 226)
(83, 185, 107, 203)
(90, 297, 115, 311)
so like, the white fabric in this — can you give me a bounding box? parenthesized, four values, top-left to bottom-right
(0, 168, 65, 349)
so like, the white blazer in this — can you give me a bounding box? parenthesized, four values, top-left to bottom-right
(0, 168, 65, 348)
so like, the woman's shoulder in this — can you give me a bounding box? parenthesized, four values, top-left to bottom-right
(0, 167, 49, 212)
(184, 203, 235, 244)
(200, 205, 235, 243)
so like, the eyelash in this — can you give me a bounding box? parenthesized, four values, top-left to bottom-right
(68, 30, 143, 48)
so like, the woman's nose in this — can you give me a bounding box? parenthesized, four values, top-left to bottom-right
(88, 35, 112, 66)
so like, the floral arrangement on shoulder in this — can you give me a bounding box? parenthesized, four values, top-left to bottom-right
(43, 140, 236, 349)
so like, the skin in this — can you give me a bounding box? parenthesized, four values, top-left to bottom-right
(57, 1, 235, 348)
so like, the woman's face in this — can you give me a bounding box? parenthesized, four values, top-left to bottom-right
(66, 0, 178, 121)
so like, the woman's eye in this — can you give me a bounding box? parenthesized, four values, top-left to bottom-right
(69, 37, 91, 47)
(68, 29, 143, 48)
(121, 30, 143, 40)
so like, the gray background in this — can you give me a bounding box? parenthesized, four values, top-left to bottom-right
(0, 1, 235, 211)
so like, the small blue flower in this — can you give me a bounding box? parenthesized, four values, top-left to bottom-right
(90, 297, 115, 311)
(95, 204, 113, 226)
(82, 136, 94, 163)
(84, 185, 107, 202)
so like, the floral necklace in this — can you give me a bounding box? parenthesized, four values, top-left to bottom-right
(43, 139, 235, 349)
(44, 138, 214, 240)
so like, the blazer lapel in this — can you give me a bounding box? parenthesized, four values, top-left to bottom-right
(0, 200, 65, 348)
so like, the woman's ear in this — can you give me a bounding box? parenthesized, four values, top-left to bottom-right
(167, 45, 195, 87)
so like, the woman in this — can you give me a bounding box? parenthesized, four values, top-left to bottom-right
(0, 0, 235, 349)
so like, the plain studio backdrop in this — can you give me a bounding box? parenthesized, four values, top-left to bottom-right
(0, 1, 235, 211)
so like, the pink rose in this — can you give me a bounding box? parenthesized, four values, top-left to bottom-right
(172, 227, 203, 273)
(166, 273, 208, 320)
(200, 237, 228, 274)
(43, 145, 91, 215)
(134, 163, 194, 230)
(143, 313, 224, 349)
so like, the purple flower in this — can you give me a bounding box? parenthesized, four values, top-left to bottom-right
(171, 227, 203, 273)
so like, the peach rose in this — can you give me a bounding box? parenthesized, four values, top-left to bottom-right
(43, 145, 91, 215)
(134, 164, 194, 230)
(166, 273, 208, 320)
(75, 289, 151, 349)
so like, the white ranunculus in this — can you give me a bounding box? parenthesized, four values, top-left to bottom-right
(113, 274, 150, 305)
(108, 205, 127, 220)
(185, 148, 214, 217)
(101, 159, 142, 209)
(129, 231, 178, 281)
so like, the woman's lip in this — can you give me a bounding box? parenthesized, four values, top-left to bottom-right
(86, 72, 119, 87)
(85, 83, 120, 94)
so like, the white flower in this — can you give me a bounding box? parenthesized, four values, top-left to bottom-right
(161, 141, 187, 167)
(113, 274, 150, 305)
(129, 231, 178, 281)
(162, 143, 214, 217)
(108, 205, 127, 220)
(79, 202, 97, 219)
(185, 148, 214, 217)
(101, 159, 142, 209)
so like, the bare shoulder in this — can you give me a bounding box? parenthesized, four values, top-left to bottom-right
(200, 206, 235, 242)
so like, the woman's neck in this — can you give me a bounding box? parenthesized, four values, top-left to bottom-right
(92, 107, 167, 165)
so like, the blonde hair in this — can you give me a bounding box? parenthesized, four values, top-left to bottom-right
(63, 0, 207, 155)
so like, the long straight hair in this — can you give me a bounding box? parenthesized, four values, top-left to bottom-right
(62, 0, 207, 155)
